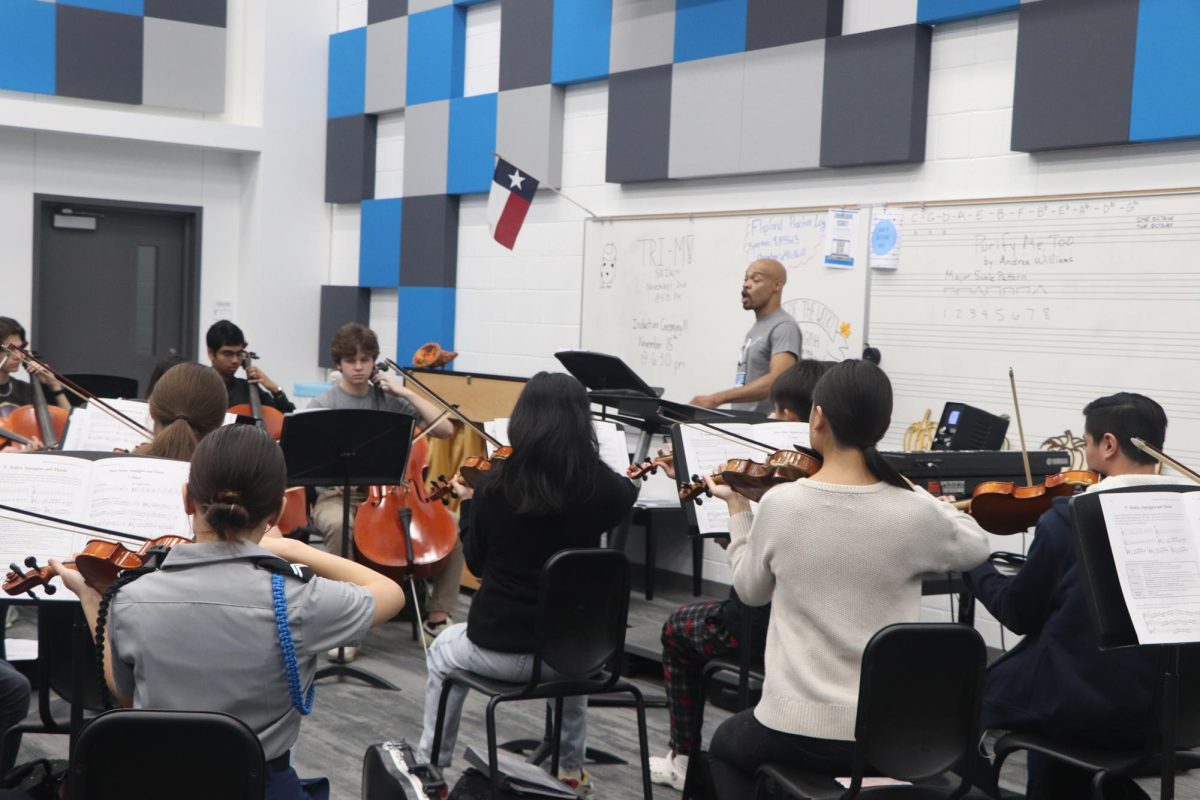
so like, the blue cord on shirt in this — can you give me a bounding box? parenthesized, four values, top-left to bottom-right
(272, 573, 315, 715)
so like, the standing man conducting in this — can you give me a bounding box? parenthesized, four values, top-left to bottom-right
(691, 259, 802, 412)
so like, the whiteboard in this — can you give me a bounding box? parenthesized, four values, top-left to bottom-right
(869, 195, 1200, 465)
(581, 210, 870, 403)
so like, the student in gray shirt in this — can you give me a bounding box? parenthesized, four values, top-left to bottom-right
(50, 425, 406, 800)
(691, 259, 802, 414)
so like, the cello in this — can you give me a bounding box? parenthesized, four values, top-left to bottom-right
(228, 351, 285, 439)
(0, 349, 68, 448)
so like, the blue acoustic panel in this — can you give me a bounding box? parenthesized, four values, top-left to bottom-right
(145, 0, 226, 27)
(407, 5, 466, 105)
(57, 6, 143, 104)
(454, 0, 492, 5)
(447, 93, 498, 195)
(918, 0, 1017, 24)
(610, 0, 675, 74)
(674, 0, 747, 63)
(668, 52, 744, 178)
(606, 64, 672, 182)
(746, 0, 841, 50)
(397, 287, 455, 369)
(59, 0, 144, 15)
(400, 194, 459, 287)
(0, 1, 56, 95)
(368, 0, 408, 24)
(360, 198, 403, 288)
(820, 24, 931, 167)
(500, 0, 554, 91)
(1011, 0, 1137, 152)
(1131, 0, 1200, 142)
(552, 0, 612, 85)
(328, 27, 367, 118)
(325, 114, 377, 203)
(403, 100, 451, 197)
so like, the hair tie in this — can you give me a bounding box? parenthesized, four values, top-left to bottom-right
(214, 489, 242, 504)
(173, 414, 191, 423)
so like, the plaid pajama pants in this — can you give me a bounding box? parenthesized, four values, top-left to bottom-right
(660, 599, 740, 756)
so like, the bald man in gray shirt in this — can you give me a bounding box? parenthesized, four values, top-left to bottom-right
(691, 259, 802, 414)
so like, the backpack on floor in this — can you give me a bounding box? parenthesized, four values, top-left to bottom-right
(447, 768, 526, 800)
(361, 741, 445, 800)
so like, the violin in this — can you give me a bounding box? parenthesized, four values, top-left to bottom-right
(960, 470, 1099, 535)
(679, 447, 824, 504)
(427, 447, 512, 502)
(228, 351, 284, 440)
(4, 535, 189, 596)
(627, 453, 674, 481)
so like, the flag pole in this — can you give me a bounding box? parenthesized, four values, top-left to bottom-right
(494, 152, 598, 219)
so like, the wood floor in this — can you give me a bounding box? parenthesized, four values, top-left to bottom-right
(7, 586, 1195, 799)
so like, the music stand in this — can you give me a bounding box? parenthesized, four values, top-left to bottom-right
(279, 409, 414, 690)
(1072, 485, 1200, 800)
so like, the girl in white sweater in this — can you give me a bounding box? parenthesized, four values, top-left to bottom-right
(700, 359, 991, 798)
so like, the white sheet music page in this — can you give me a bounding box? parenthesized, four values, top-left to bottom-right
(483, 419, 632, 477)
(87, 457, 192, 540)
(61, 398, 154, 453)
(1100, 491, 1200, 644)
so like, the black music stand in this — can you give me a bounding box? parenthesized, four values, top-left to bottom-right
(279, 409, 414, 690)
(1071, 485, 1200, 800)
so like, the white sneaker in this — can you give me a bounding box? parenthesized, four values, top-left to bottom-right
(422, 616, 452, 646)
(649, 750, 688, 791)
(4, 606, 16, 630)
(325, 645, 359, 663)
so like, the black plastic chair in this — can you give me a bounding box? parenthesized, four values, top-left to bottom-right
(754, 623, 987, 799)
(62, 374, 138, 405)
(429, 548, 653, 799)
(68, 708, 265, 799)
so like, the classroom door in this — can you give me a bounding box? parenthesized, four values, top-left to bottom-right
(33, 197, 200, 393)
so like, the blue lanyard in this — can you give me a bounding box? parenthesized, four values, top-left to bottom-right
(271, 573, 315, 715)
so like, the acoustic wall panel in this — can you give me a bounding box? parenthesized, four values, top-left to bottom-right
(410, 0, 453, 11)
(143, 18, 225, 112)
(360, 198, 403, 288)
(1130, 0, 1200, 142)
(1011, 0, 1137, 152)
(668, 52, 744, 179)
(319, 286, 371, 369)
(496, 84, 565, 188)
(609, 0, 676, 74)
(400, 195, 460, 287)
(404, 100, 451, 197)
(145, 0, 226, 27)
(365, 15, 407, 113)
(407, 5, 465, 106)
(56, 6, 143, 105)
(917, 0, 1017, 24)
(606, 64, 673, 183)
(328, 27, 367, 118)
(820, 24, 931, 167)
(59, 0, 144, 15)
(551, 0, 612, 85)
(740, 40, 824, 173)
(499, 0, 554, 91)
(368, 0, 408, 24)
(674, 0, 747, 63)
(746, 0, 841, 51)
(447, 93, 498, 195)
(397, 287, 455, 368)
(326, 114, 378, 203)
(0, 1, 56, 96)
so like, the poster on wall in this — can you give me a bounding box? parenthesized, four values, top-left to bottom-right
(868, 207, 903, 270)
(823, 209, 860, 268)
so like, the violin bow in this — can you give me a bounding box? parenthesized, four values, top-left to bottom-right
(0, 501, 153, 543)
(385, 360, 506, 449)
(1008, 367, 1034, 487)
(656, 405, 777, 454)
(1130, 437, 1200, 484)
(2, 345, 153, 440)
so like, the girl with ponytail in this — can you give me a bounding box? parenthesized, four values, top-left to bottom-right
(698, 360, 991, 799)
(136, 362, 228, 461)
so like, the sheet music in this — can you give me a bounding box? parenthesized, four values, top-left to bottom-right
(677, 421, 810, 535)
(61, 398, 154, 453)
(1100, 492, 1200, 644)
(87, 458, 192, 539)
(483, 419, 632, 477)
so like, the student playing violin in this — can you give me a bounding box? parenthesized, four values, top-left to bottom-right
(697, 360, 990, 799)
(416, 372, 640, 794)
(206, 320, 296, 413)
(50, 425, 405, 800)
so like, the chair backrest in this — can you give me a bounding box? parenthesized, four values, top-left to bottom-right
(533, 548, 631, 681)
(69, 708, 266, 799)
(62, 374, 139, 405)
(852, 623, 986, 782)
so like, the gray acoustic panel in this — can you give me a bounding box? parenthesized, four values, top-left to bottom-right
(56, 6, 143, 105)
(497, 84, 565, 188)
(741, 40, 824, 173)
(499, 0, 554, 91)
(403, 100, 451, 197)
(606, 65, 672, 183)
(400, 195, 460, 288)
(820, 24, 931, 167)
(409, 0, 452, 10)
(142, 18, 225, 112)
(326, 115, 378, 203)
(610, 0, 676, 74)
(368, 0, 408, 24)
(366, 16, 408, 113)
(746, 0, 841, 50)
(145, 0, 227, 27)
(318, 286, 371, 369)
(669, 53, 744, 179)
(1011, 0, 1137, 152)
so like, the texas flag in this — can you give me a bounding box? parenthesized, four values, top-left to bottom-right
(487, 157, 540, 250)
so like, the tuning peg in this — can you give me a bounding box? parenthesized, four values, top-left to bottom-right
(690, 474, 700, 483)
(694, 497, 703, 506)
(43, 584, 56, 595)
(8, 563, 22, 576)
(24, 556, 39, 569)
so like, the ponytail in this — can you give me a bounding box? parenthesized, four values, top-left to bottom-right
(812, 361, 912, 491)
(862, 445, 911, 491)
